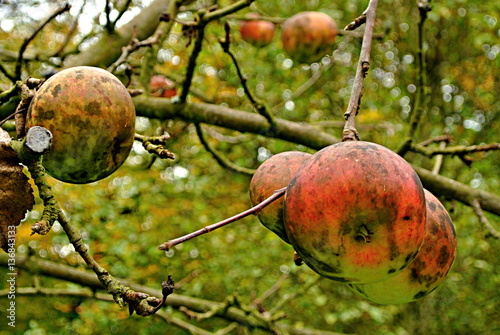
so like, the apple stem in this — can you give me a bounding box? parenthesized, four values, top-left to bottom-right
(356, 225, 374, 243)
(158, 187, 287, 251)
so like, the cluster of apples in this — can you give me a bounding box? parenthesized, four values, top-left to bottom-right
(250, 142, 457, 305)
(239, 11, 338, 64)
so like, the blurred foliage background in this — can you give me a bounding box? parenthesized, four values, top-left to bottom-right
(0, 0, 498, 334)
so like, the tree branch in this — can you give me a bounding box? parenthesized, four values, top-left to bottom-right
(397, 1, 432, 155)
(470, 199, 500, 239)
(410, 142, 500, 157)
(133, 96, 499, 217)
(107, 30, 163, 74)
(0, 286, 215, 335)
(412, 165, 500, 216)
(133, 96, 340, 150)
(179, 0, 255, 103)
(342, 0, 379, 141)
(219, 22, 276, 128)
(0, 254, 345, 335)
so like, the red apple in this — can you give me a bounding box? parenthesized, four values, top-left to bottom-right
(281, 11, 337, 64)
(239, 13, 275, 47)
(284, 141, 427, 284)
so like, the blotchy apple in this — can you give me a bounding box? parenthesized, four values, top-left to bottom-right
(347, 189, 457, 304)
(239, 13, 275, 47)
(281, 11, 337, 64)
(284, 141, 426, 283)
(26, 66, 136, 184)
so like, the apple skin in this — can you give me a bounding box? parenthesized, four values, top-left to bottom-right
(26, 66, 136, 184)
(239, 14, 276, 47)
(250, 151, 312, 243)
(281, 11, 338, 64)
(284, 141, 427, 284)
(347, 189, 457, 305)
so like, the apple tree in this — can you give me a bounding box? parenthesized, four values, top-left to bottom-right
(0, 0, 498, 334)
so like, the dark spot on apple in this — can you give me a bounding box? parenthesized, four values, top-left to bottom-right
(85, 101, 101, 116)
(388, 268, 396, 274)
(403, 216, 411, 221)
(100, 75, 111, 84)
(430, 222, 439, 235)
(389, 243, 400, 261)
(438, 245, 450, 266)
(52, 84, 62, 98)
(413, 290, 429, 300)
(38, 109, 55, 120)
(410, 267, 420, 281)
(75, 70, 84, 80)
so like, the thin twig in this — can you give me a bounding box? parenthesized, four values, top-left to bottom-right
(107, 30, 163, 73)
(179, 15, 206, 103)
(397, 1, 432, 155)
(470, 199, 500, 239)
(0, 62, 16, 82)
(344, 12, 367, 31)
(15, 3, 71, 81)
(195, 123, 255, 175)
(17, 155, 171, 315)
(219, 22, 275, 128)
(178, 0, 255, 103)
(410, 142, 500, 157)
(204, 0, 256, 22)
(105, 0, 113, 32)
(111, 0, 133, 31)
(269, 276, 322, 315)
(53, 1, 86, 58)
(159, 187, 286, 251)
(253, 274, 288, 313)
(134, 133, 175, 159)
(342, 0, 379, 141)
(418, 134, 453, 147)
(140, 0, 184, 95)
(407, 0, 431, 139)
